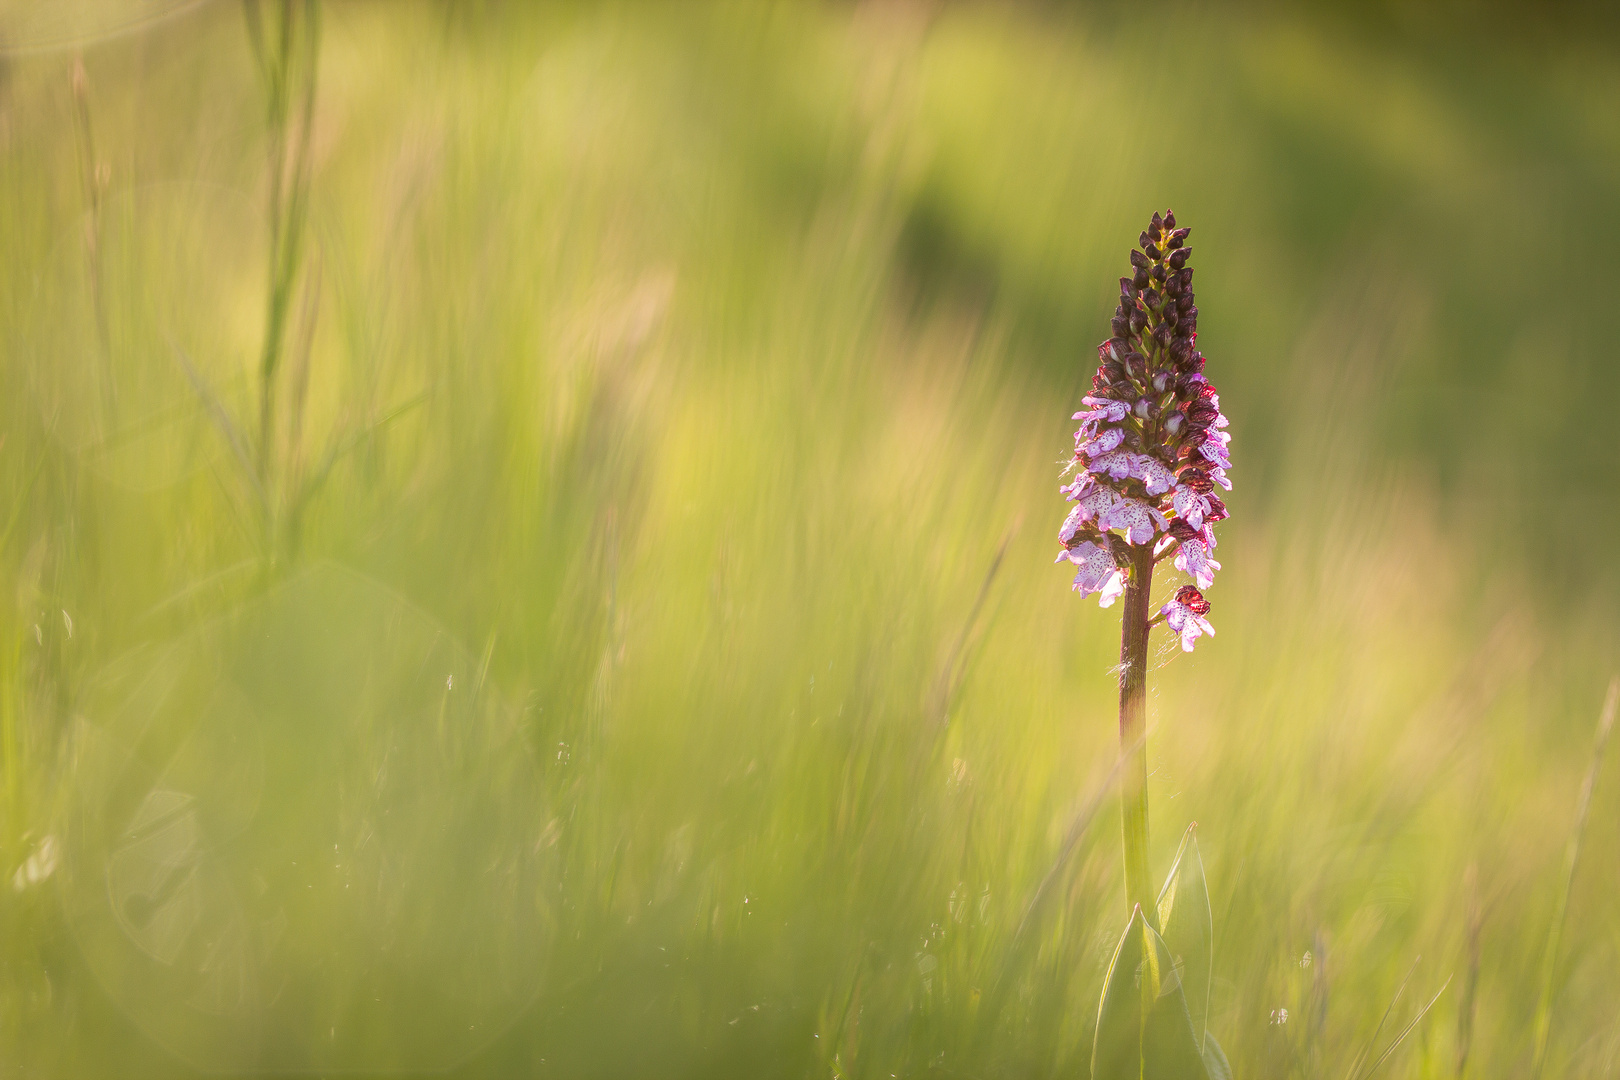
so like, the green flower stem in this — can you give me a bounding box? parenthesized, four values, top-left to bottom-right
(1118, 543, 1157, 928)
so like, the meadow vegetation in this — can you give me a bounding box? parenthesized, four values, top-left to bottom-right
(1, 3, 1617, 1076)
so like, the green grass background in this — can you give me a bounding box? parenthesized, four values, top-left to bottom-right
(1, 2, 1618, 1076)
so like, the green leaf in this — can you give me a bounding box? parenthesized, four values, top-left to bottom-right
(1201, 1032, 1233, 1080)
(1092, 907, 1211, 1080)
(1141, 918, 1211, 1080)
(1157, 824, 1214, 1050)
(1093, 907, 1148, 1080)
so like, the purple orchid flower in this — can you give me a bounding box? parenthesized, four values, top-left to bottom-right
(1159, 585, 1215, 652)
(1052, 208, 1231, 652)
(1056, 540, 1126, 606)
(1173, 538, 1221, 590)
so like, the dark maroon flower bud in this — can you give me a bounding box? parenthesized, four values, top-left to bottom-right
(1178, 466, 1214, 493)
(1205, 495, 1228, 521)
(1174, 584, 1210, 615)
(1139, 231, 1152, 249)
(1092, 371, 1109, 392)
(1162, 305, 1179, 328)
(1169, 247, 1190, 269)
(1168, 518, 1199, 541)
(1178, 294, 1194, 312)
(1185, 400, 1219, 427)
(1151, 210, 1164, 231)
(1111, 315, 1129, 336)
(1143, 287, 1161, 308)
(1151, 324, 1170, 349)
(1125, 352, 1148, 380)
(1129, 309, 1146, 333)
(1162, 210, 1175, 230)
(1130, 250, 1149, 270)
(1143, 243, 1162, 260)
(1132, 268, 1149, 290)
(1178, 428, 1208, 452)
(1150, 263, 1166, 284)
(1122, 427, 1145, 451)
(1170, 226, 1190, 243)
(1176, 372, 1207, 398)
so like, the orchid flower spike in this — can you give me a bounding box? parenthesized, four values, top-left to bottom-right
(1054, 209, 1232, 649)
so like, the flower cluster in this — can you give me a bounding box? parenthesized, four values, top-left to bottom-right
(1055, 209, 1232, 650)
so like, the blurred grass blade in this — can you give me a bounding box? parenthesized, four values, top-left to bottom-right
(0, 447, 48, 554)
(293, 389, 430, 512)
(984, 732, 1138, 1032)
(1157, 823, 1213, 1051)
(1455, 862, 1482, 1079)
(1358, 976, 1453, 1080)
(1531, 675, 1620, 1078)
(928, 520, 1016, 728)
(171, 342, 268, 514)
(1344, 956, 1420, 1080)
(1201, 1032, 1232, 1080)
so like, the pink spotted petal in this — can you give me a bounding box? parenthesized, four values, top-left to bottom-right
(1058, 505, 1086, 546)
(1080, 428, 1125, 456)
(1061, 540, 1123, 601)
(1172, 484, 1212, 529)
(1097, 570, 1127, 608)
(1180, 613, 1215, 651)
(1198, 439, 1231, 470)
(1173, 539, 1221, 590)
(1133, 454, 1177, 496)
(1100, 498, 1166, 546)
(1081, 396, 1130, 423)
(1159, 599, 1215, 652)
(1077, 484, 1118, 522)
(1087, 451, 1137, 481)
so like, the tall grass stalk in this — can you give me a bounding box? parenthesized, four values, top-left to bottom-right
(1454, 863, 1482, 1079)
(1529, 676, 1619, 1078)
(1357, 976, 1452, 1080)
(243, 0, 320, 503)
(69, 58, 112, 413)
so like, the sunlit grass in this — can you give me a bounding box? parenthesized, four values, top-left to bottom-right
(1, 3, 1617, 1077)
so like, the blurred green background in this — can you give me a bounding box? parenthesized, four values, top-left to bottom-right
(2, 1, 1618, 1077)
